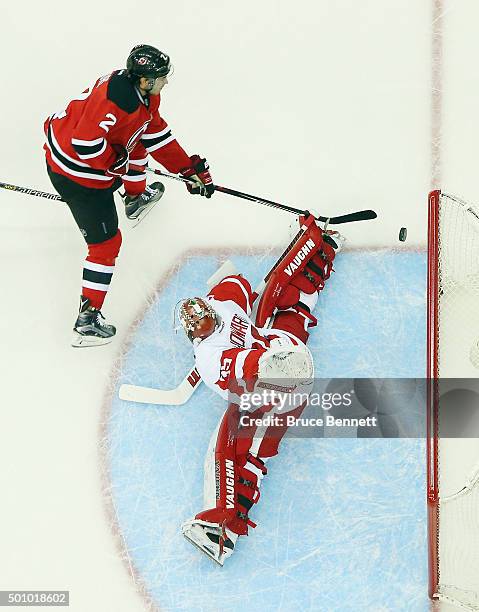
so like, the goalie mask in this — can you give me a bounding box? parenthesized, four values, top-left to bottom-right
(178, 298, 219, 342)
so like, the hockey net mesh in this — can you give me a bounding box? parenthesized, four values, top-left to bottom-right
(428, 190, 479, 611)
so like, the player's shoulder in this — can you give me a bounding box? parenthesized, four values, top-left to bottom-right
(106, 70, 141, 114)
(194, 336, 223, 370)
(207, 296, 235, 318)
(208, 276, 253, 315)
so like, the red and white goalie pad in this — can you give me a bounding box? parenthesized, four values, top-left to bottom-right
(193, 404, 267, 537)
(255, 214, 344, 328)
(182, 396, 307, 564)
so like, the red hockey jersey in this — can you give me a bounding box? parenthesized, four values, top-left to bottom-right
(44, 70, 192, 189)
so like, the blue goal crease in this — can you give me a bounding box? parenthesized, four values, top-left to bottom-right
(106, 250, 428, 612)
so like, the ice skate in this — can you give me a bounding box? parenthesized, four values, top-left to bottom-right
(323, 229, 346, 254)
(182, 519, 237, 566)
(122, 182, 165, 224)
(72, 296, 116, 347)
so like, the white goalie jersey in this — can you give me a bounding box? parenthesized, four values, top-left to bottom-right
(193, 275, 308, 400)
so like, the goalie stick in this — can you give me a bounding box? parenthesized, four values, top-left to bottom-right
(119, 365, 201, 406)
(118, 260, 239, 406)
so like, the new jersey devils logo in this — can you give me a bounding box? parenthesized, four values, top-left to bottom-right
(126, 121, 151, 152)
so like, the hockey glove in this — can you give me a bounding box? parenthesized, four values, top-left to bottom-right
(181, 154, 215, 198)
(106, 145, 129, 177)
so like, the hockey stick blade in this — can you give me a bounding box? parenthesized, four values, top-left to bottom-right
(322, 209, 377, 224)
(119, 367, 202, 406)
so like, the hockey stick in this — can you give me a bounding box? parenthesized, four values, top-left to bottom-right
(119, 366, 202, 406)
(0, 181, 63, 201)
(145, 167, 377, 224)
(1, 174, 377, 225)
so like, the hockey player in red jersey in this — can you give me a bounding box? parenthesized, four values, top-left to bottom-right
(177, 215, 345, 564)
(44, 44, 214, 347)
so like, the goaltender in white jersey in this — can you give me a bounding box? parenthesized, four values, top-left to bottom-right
(192, 281, 315, 400)
(178, 214, 345, 565)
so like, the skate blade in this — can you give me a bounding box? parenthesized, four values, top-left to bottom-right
(183, 532, 225, 566)
(71, 331, 114, 348)
(129, 188, 165, 227)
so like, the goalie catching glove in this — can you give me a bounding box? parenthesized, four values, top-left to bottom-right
(180, 154, 215, 198)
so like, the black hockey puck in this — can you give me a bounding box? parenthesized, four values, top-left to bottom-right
(399, 227, 407, 242)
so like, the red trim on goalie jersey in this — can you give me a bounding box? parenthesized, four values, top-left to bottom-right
(208, 276, 254, 315)
(215, 346, 267, 395)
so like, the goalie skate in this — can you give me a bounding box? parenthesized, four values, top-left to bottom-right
(182, 519, 236, 566)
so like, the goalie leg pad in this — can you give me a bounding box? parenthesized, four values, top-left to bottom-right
(272, 304, 317, 343)
(192, 404, 267, 538)
(184, 398, 307, 562)
(277, 232, 342, 303)
(255, 215, 345, 328)
(195, 454, 263, 536)
(255, 402, 306, 458)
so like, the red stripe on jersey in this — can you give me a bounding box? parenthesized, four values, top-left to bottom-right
(208, 275, 254, 313)
(215, 346, 266, 395)
(216, 348, 246, 394)
(266, 332, 299, 346)
(251, 326, 270, 349)
(242, 349, 265, 391)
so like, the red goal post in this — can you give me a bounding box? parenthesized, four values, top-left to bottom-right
(427, 189, 440, 602)
(427, 189, 479, 611)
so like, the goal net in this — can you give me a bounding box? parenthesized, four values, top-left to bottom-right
(427, 190, 479, 610)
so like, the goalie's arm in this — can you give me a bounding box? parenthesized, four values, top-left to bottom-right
(196, 345, 267, 399)
(208, 276, 254, 316)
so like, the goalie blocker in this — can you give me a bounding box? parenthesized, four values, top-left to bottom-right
(181, 215, 344, 564)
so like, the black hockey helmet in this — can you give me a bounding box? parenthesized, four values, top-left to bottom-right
(126, 44, 171, 80)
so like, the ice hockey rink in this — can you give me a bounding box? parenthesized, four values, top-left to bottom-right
(2, 1, 479, 611)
